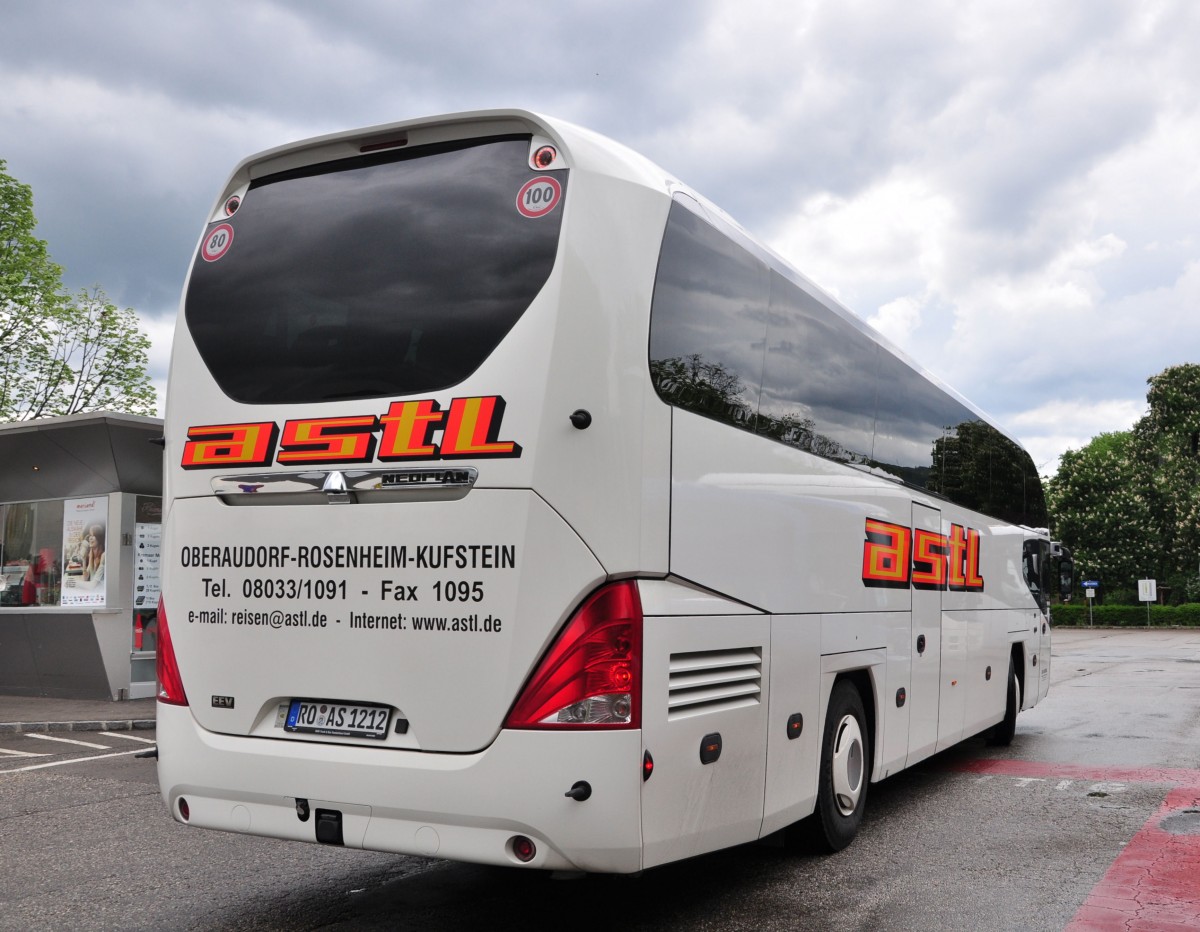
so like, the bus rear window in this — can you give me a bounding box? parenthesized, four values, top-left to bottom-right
(184, 136, 566, 404)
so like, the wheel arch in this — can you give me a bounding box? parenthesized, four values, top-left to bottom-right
(835, 668, 877, 782)
(1010, 641, 1027, 710)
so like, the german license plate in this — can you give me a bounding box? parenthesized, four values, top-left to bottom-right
(285, 699, 390, 739)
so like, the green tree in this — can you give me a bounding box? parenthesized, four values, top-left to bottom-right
(1047, 431, 1158, 597)
(0, 159, 156, 421)
(1, 158, 65, 414)
(1132, 364, 1200, 596)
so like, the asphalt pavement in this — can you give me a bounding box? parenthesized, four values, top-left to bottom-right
(0, 695, 156, 733)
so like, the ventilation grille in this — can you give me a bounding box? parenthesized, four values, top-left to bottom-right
(667, 647, 762, 720)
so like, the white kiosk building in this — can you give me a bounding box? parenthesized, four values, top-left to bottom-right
(0, 412, 162, 699)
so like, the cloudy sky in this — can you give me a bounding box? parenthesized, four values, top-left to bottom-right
(3, 0, 1198, 474)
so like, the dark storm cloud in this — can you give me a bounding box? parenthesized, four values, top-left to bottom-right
(0, 0, 706, 318)
(3, 0, 1200, 475)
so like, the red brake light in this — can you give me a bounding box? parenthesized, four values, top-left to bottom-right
(156, 597, 189, 706)
(505, 581, 642, 729)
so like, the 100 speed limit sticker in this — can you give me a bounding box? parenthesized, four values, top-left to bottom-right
(515, 177, 562, 218)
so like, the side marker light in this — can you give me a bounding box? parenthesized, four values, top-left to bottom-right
(699, 733, 722, 765)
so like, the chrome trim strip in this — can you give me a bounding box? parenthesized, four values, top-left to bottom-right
(211, 467, 479, 497)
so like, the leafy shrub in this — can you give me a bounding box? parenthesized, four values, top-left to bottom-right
(1051, 602, 1200, 626)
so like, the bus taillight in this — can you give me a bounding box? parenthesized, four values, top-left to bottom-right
(156, 597, 189, 706)
(504, 581, 642, 729)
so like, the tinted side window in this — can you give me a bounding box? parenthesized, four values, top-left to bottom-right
(871, 350, 978, 490)
(758, 271, 877, 463)
(647, 197, 1047, 527)
(866, 352, 1047, 525)
(649, 200, 768, 429)
(926, 418, 1048, 527)
(185, 136, 565, 404)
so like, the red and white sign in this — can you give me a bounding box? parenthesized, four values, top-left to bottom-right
(201, 223, 235, 262)
(515, 177, 562, 218)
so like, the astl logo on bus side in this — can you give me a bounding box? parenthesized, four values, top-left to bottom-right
(181, 395, 521, 469)
(861, 518, 985, 592)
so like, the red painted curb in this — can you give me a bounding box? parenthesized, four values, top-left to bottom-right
(1066, 788, 1200, 931)
(950, 759, 1200, 929)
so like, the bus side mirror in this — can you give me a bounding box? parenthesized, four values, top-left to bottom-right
(1059, 558, 1074, 600)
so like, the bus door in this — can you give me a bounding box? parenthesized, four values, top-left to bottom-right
(1024, 537, 1053, 703)
(907, 502, 942, 765)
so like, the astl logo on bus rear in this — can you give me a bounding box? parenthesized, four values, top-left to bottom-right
(180, 394, 521, 468)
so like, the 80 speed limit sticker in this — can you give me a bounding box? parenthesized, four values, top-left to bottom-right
(515, 177, 562, 218)
(201, 223, 235, 262)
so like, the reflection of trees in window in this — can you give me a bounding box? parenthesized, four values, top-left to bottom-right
(650, 354, 868, 464)
(649, 346, 1045, 526)
(759, 407, 865, 464)
(650, 354, 755, 428)
(927, 420, 1047, 526)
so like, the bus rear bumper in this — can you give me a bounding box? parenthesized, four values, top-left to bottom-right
(156, 703, 644, 873)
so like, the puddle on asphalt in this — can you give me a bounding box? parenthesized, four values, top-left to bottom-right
(1160, 810, 1200, 835)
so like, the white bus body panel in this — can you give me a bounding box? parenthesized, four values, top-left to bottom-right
(156, 703, 644, 872)
(640, 611, 770, 869)
(668, 411, 1045, 783)
(760, 614, 823, 835)
(165, 491, 603, 751)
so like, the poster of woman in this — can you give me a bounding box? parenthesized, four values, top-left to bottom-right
(62, 497, 108, 607)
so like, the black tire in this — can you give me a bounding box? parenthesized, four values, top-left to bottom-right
(987, 659, 1020, 746)
(808, 679, 870, 853)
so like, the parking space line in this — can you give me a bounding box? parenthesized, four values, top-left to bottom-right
(0, 748, 145, 773)
(0, 747, 50, 758)
(25, 733, 111, 750)
(99, 732, 156, 744)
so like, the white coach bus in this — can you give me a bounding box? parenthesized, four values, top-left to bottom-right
(157, 109, 1064, 872)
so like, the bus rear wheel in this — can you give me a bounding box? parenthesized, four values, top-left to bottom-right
(808, 679, 869, 852)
